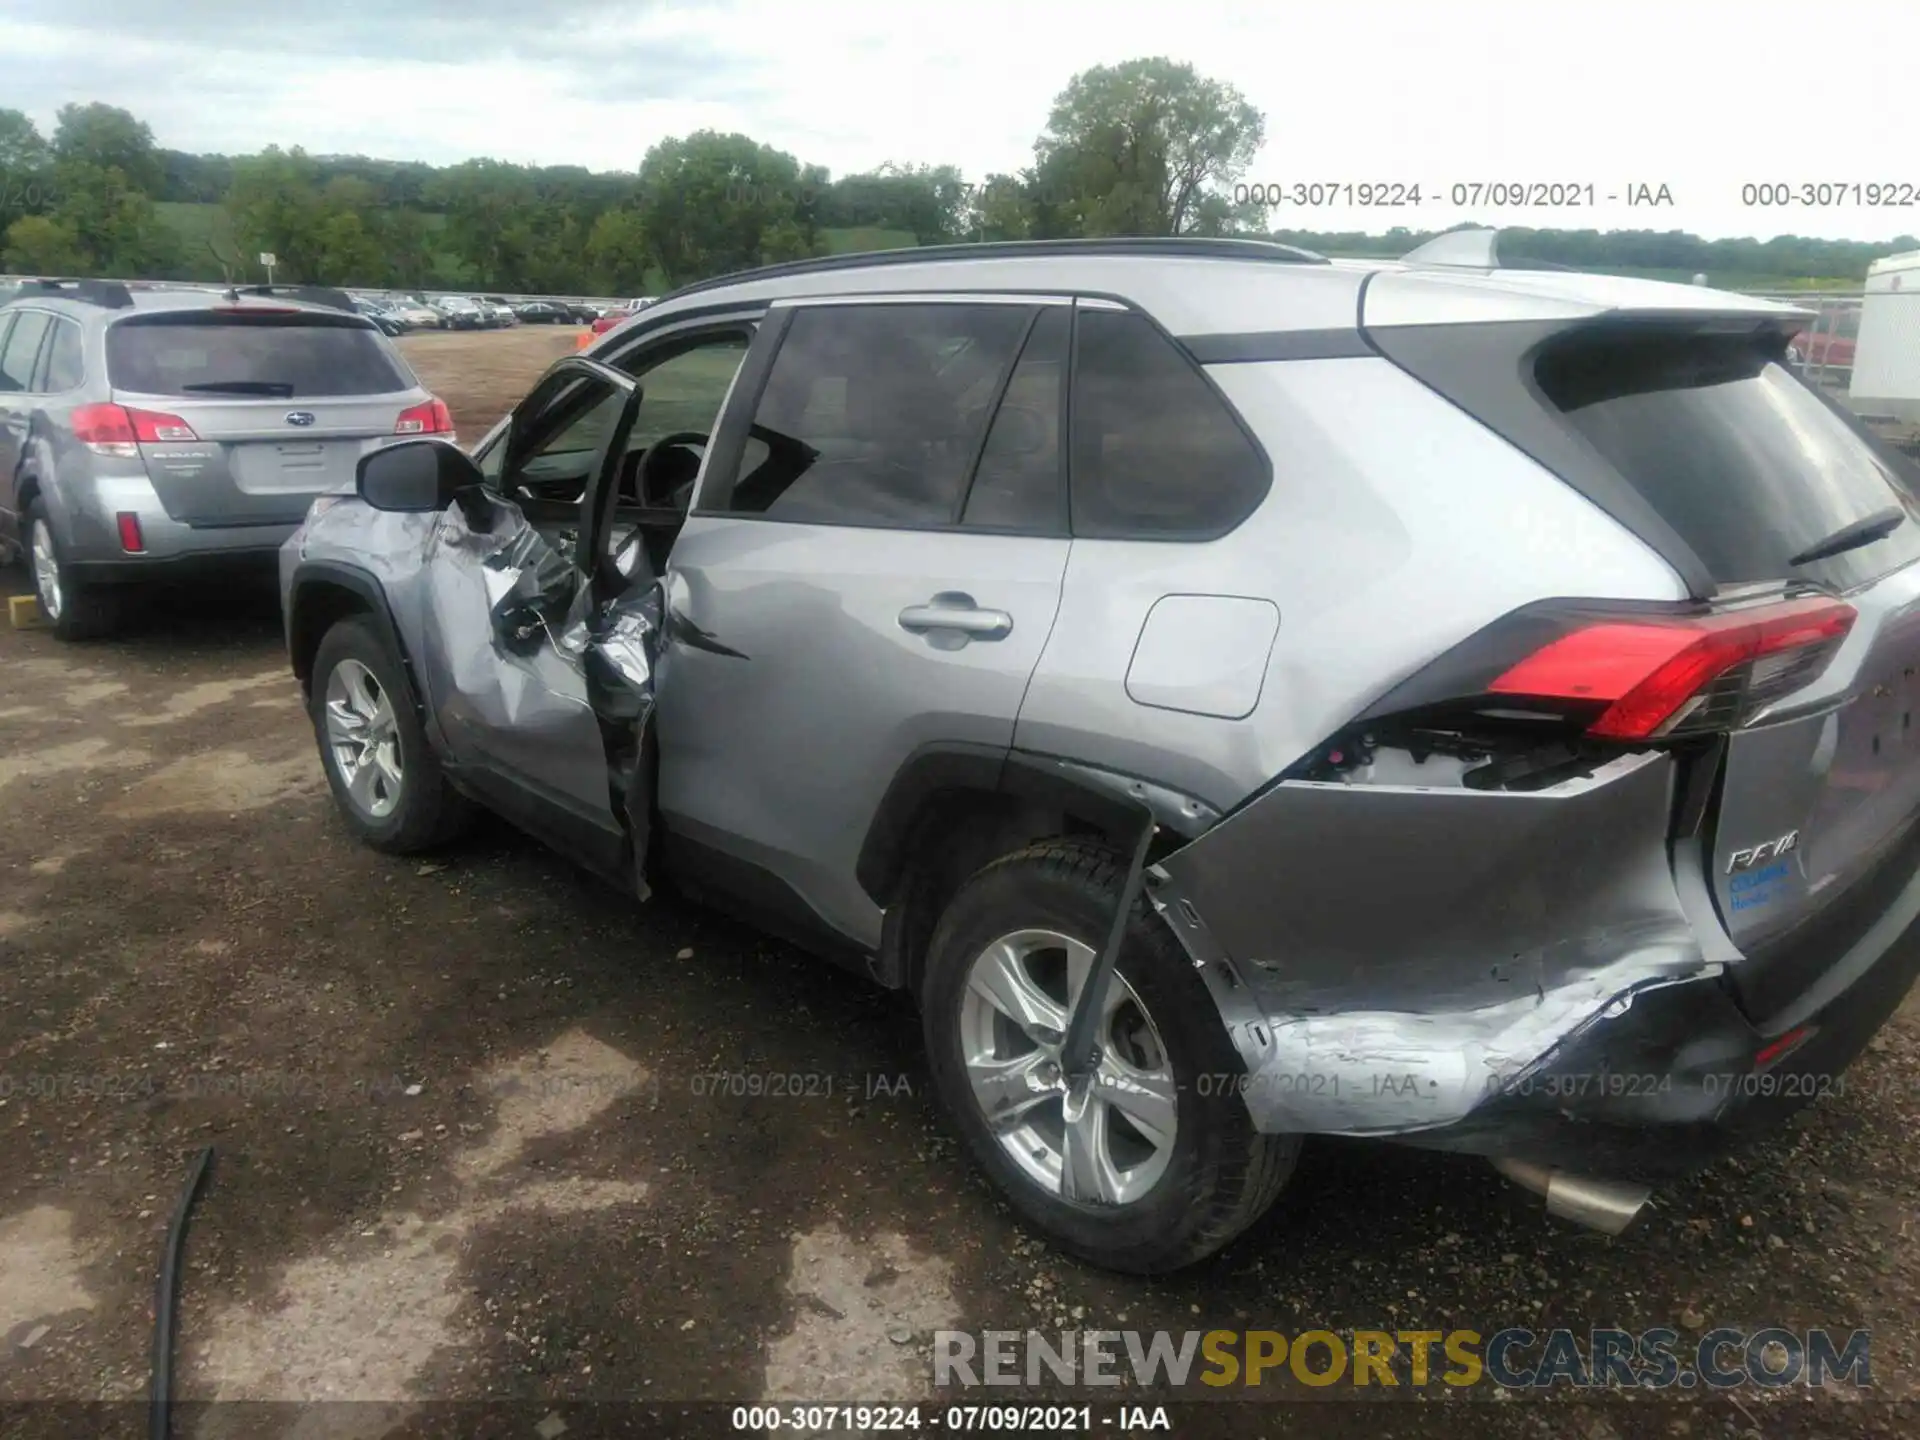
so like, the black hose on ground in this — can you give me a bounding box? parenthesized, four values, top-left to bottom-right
(149, 1145, 214, 1440)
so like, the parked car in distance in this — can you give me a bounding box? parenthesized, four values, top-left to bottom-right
(435, 297, 487, 331)
(479, 296, 519, 327)
(4, 278, 452, 640)
(588, 306, 634, 337)
(353, 299, 407, 336)
(564, 301, 600, 323)
(387, 298, 448, 330)
(513, 300, 572, 324)
(282, 237, 1920, 1275)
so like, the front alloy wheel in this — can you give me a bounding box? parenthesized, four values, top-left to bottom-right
(959, 928, 1178, 1206)
(323, 657, 404, 820)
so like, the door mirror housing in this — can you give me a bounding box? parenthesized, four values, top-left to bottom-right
(357, 438, 484, 513)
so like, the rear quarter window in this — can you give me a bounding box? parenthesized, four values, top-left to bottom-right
(1535, 330, 1920, 591)
(106, 314, 408, 398)
(1068, 309, 1270, 540)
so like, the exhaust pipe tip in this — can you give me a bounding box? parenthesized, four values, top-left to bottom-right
(1490, 1158, 1652, 1236)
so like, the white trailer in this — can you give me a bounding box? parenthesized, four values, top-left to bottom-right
(1850, 249, 1920, 427)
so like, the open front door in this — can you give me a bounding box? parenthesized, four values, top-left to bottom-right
(413, 356, 641, 873)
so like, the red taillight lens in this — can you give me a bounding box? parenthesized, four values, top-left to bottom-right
(128, 408, 199, 443)
(116, 512, 144, 553)
(1488, 596, 1857, 740)
(395, 398, 452, 435)
(71, 403, 138, 451)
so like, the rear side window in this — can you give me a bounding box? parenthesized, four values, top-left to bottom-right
(0, 311, 51, 393)
(42, 319, 84, 391)
(1536, 331, 1920, 590)
(105, 315, 408, 398)
(729, 302, 1031, 526)
(1069, 309, 1270, 539)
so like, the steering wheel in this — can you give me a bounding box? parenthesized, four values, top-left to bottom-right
(634, 431, 710, 514)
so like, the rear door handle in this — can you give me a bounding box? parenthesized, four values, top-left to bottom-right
(898, 593, 1013, 640)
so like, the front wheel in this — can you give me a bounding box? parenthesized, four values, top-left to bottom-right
(921, 840, 1299, 1274)
(309, 617, 474, 853)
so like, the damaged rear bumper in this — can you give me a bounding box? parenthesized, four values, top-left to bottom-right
(1146, 750, 1920, 1183)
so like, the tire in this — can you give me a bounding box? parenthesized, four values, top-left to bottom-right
(309, 617, 475, 853)
(25, 499, 120, 641)
(920, 839, 1299, 1274)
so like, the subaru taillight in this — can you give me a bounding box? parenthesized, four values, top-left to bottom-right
(395, 398, 452, 435)
(71, 403, 198, 455)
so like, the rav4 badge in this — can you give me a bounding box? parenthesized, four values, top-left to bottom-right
(1727, 830, 1800, 874)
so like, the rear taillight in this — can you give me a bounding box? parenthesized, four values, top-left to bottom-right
(1488, 596, 1857, 740)
(71, 403, 198, 455)
(395, 398, 452, 435)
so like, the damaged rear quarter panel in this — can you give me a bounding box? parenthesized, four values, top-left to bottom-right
(1149, 750, 1718, 1135)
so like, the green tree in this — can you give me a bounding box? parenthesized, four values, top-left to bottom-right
(586, 208, 651, 293)
(45, 160, 179, 274)
(634, 131, 818, 287)
(224, 145, 328, 280)
(52, 102, 164, 197)
(3, 214, 85, 273)
(0, 109, 53, 240)
(1032, 58, 1263, 236)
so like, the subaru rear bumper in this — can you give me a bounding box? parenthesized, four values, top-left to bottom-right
(1146, 749, 1920, 1180)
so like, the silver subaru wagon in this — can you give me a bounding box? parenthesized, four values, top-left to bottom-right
(1, 279, 448, 638)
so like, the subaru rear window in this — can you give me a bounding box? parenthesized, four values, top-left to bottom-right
(1535, 330, 1920, 591)
(106, 315, 408, 399)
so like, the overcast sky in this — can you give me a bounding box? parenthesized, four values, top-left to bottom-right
(3, 0, 1916, 245)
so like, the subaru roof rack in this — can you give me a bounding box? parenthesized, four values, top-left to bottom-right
(659, 235, 1331, 305)
(224, 284, 359, 315)
(13, 277, 135, 308)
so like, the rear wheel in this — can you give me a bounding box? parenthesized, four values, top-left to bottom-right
(310, 617, 474, 853)
(26, 501, 119, 641)
(921, 839, 1299, 1274)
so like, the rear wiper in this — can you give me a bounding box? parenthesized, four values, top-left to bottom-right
(1788, 505, 1908, 568)
(179, 380, 296, 397)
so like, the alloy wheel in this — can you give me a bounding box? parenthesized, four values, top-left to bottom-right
(30, 520, 63, 623)
(323, 658, 404, 820)
(957, 928, 1178, 1206)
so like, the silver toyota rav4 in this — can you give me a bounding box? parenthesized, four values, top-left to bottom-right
(0, 279, 449, 638)
(281, 235, 1920, 1273)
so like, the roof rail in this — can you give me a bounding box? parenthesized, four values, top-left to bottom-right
(658, 235, 1331, 305)
(225, 284, 359, 315)
(12, 277, 135, 308)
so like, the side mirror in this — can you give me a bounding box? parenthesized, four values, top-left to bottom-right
(357, 438, 484, 513)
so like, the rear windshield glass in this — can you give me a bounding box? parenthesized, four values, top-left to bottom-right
(106, 316, 407, 399)
(1535, 331, 1920, 591)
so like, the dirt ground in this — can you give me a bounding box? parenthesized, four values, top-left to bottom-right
(3, 328, 1919, 1438)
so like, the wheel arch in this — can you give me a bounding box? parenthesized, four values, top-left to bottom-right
(862, 745, 1201, 995)
(287, 561, 413, 703)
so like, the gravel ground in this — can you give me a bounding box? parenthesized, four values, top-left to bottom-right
(1, 328, 1917, 1439)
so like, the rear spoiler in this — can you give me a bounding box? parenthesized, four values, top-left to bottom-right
(1399, 228, 1579, 272)
(224, 284, 359, 315)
